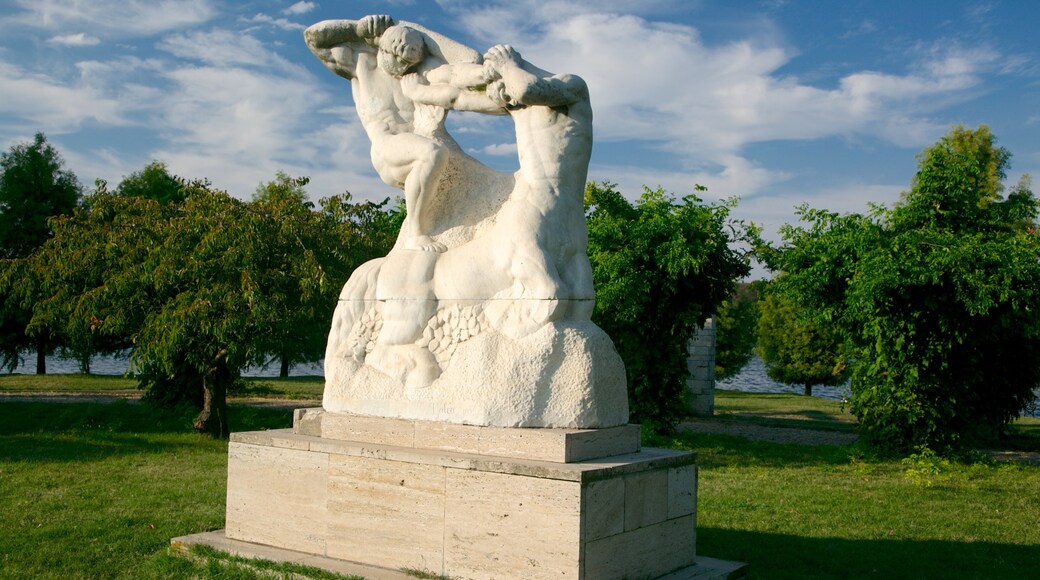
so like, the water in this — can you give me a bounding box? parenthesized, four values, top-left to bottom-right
(717, 356, 851, 401)
(10, 352, 1037, 417)
(718, 356, 1040, 418)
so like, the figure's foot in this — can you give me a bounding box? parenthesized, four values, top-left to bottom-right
(407, 235, 447, 253)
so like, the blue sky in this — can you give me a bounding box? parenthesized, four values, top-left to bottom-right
(1, 0, 1037, 246)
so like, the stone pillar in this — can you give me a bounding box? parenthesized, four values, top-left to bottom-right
(686, 317, 715, 417)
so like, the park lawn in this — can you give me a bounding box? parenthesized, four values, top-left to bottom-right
(0, 372, 138, 392)
(0, 373, 325, 400)
(1, 390, 1038, 578)
(713, 388, 857, 431)
(646, 430, 1040, 579)
(0, 400, 304, 579)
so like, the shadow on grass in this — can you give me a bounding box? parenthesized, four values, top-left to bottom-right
(714, 412, 856, 433)
(647, 429, 854, 469)
(0, 401, 294, 462)
(698, 527, 1040, 579)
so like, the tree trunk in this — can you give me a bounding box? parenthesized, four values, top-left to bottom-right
(194, 354, 230, 439)
(804, 382, 813, 397)
(279, 353, 290, 378)
(35, 337, 46, 375)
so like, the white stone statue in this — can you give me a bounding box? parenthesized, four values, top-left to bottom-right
(306, 15, 628, 428)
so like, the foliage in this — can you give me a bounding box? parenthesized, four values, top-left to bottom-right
(114, 161, 187, 204)
(249, 173, 400, 377)
(0, 132, 82, 259)
(756, 289, 847, 396)
(253, 169, 309, 204)
(774, 125, 1040, 452)
(585, 182, 756, 430)
(13, 168, 400, 436)
(0, 133, 83, 373)
(713, 281, 761, 380)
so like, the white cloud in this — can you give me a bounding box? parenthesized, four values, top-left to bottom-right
(436, 5, 1000, 197)
(6, 0, 216, 36)
(245, 13, 306, 32)
(283, 2, 316, 16)
(588, 156, 789, 204)
(47, 33, 101, 46)
(479, 142, 518, 156)
(158, 29, 305, 72)
(0, 59, 132, 133)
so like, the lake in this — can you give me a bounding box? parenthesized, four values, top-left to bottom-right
(9, 352, 1037, 417)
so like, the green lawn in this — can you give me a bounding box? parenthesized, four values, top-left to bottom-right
(648, 428, 1040, 579)
(0, 400, 300, 578)
(2, 380, 1038, 578)
(0, 373, 325, 400)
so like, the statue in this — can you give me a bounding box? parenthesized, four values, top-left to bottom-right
(305, 15, 628, 428)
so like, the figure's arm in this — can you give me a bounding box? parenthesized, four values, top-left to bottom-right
(304, 15, 394, 80)
(401, 66, 507, 115)
(484, 44, 589, 108)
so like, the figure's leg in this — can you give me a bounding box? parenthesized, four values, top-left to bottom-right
(402, 139, 449, 252)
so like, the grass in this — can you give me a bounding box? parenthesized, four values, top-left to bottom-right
(712, 388, 857, 432)
(645, 430, 1040, 579)
(0, 372, 138, 392)
(0, 373, 324, 400)
(0, 399, 294, 579)
(3, 377, 1038, 578)
(235, 376, 324, 400)
(158, 544, 363, 579)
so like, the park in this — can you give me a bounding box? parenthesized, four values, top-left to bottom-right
(2, 6, 1040, 580)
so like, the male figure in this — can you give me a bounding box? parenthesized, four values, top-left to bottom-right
(403, 44, 596, 327)
(305, 16, 487, 251)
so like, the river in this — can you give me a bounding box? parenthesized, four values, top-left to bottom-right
(9, 352, 1037, 417)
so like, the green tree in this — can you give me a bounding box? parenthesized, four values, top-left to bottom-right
(775, 126, 1040, 452)
(24, 173, 401, 436)
(714, 281, 761, 380)
(251, 172, 401, 377)
(585, 182, 756, 430)
(254, 170, 308, 204)
(0, 132, 82, 373)
(756, 290, 846, 396)
(114, 161, 186, 204)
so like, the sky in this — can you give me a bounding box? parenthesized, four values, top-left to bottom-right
(1, 0, 1038, 256)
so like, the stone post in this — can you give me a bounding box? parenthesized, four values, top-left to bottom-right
(686, 317, 715, 417)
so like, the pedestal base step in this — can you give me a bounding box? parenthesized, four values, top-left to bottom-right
(171, 530, 749, 580)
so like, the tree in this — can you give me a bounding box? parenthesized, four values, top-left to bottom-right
(250, 172, 402, 377)
(585, 182, 757, 430)
(756, 290, 846, 396)
(714, 281, 761, 380)
(23, 171, 402, 437)
(774, 126, 1040, 452)
(115, 161, 186, 204)
(254, 170, 308, 204)
(0, 132, 82, 373)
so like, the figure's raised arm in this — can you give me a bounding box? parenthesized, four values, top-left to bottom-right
(401, 65, 507, 115)
(304, 15, 394, 79)
(483, 44, 589, 108)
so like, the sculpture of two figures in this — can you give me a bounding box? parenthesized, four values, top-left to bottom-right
(306, 15, 627, 428)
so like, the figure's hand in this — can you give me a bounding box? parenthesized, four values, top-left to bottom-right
(484, 44, 521, 66)
(400, 72, 423, 97)
(358, 14, 393, 39)
(486, 80, 517, 108)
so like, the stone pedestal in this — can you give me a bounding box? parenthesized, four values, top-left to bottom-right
(220, 410, 701, 579)
(687, 318, 716, 417)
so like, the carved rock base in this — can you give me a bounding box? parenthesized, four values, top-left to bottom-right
(325, 320, 629, 428)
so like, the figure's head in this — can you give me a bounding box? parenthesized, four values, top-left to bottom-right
(377, 25, 426, 77)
